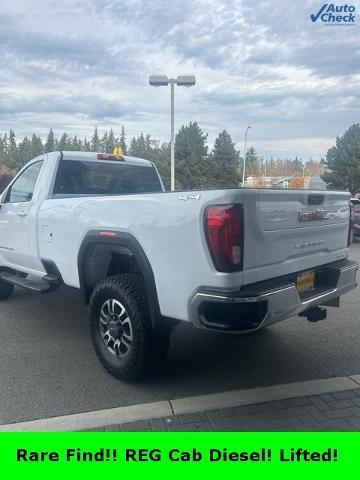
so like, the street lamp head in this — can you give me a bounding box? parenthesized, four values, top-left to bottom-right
(149, 75, 196, 87)
(176, 75, 196, 87)
(149, 75, 169, 87)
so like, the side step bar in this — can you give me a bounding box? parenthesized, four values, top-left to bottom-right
(0, 272, 61, 293)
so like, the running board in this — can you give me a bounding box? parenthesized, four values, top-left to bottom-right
(0, 272, 60, 293)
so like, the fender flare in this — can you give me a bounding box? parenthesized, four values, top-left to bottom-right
(77, 230, 162, 329)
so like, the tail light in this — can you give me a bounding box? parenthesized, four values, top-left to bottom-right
(204, 204, 244, 272)
(348, 202, 354, 246)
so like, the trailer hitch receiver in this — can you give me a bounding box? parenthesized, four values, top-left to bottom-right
(299, 306, 327, 322)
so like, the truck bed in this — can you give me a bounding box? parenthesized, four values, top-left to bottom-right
(36, 187, 351, 322)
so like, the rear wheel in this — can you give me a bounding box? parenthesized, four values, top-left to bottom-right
(89, 274, 171, 381)
(0, 278, 14, 300)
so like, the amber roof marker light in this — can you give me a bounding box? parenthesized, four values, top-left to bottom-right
(97, 153, 125, 161)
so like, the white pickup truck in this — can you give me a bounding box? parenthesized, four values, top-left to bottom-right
(0, 151, 358, 380)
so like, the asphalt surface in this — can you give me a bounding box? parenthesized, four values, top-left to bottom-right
(1, 243, 360, 425)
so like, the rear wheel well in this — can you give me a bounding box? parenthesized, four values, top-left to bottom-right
(78, 233, 174, 331)
(82, 243, 142, 300)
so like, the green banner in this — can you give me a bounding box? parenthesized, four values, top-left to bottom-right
(0, 433, 357, 479)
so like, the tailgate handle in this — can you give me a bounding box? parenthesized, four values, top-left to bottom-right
(308, 194, 324, 205)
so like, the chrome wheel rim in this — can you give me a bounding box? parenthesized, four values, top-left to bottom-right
(99, 299, 133, 358)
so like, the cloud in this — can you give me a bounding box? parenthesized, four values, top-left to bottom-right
(0, 93, 135, 119)
(0, 0, 359, 159)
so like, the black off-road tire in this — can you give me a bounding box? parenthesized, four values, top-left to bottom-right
(0, 279, 14, 300)
(89, 274, 171, 381)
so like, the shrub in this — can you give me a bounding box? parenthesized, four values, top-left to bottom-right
(0, 169, 14, 193)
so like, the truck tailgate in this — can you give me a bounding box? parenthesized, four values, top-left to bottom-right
(243, 190, 350, 285)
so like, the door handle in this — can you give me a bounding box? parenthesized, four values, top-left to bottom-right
(18, 211, 28, 217)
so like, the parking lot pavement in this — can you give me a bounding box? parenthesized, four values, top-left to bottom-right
(2, 374, 360, 431)
(109, 387, 360, 432)
(0, 243, 360, 425)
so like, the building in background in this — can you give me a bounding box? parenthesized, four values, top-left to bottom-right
(244, 176, 327, 189)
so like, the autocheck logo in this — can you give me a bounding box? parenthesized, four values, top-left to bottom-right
(310, 3, 357, 24)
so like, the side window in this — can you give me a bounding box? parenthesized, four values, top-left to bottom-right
(5, 161, 43, 203)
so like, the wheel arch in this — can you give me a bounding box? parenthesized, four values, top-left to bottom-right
(78, 230, 161, 329)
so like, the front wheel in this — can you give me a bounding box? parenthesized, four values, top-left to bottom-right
(0, 278, 14, 300)
(89, 274, 171, 381)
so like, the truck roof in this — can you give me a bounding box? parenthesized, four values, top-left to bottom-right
(60, 151, 153, 167)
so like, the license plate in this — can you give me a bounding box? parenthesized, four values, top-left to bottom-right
(296, 271, 315, 293)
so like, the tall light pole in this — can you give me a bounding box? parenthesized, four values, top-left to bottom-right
(149, 75, 196, 191)
(242, 126, 251, 188)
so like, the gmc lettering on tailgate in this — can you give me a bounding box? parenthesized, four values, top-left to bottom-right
(298, 210, 330, 222)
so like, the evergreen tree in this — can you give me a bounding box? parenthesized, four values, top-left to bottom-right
(100, 131, 108, 153)
(322, 124, 360, 195)
(0, 136, 5, 162)
(175, 122, 208, 189)
(58, 133, 69, 151)
(207, 130, 240, 188)
(0, 125, 337, 190)
(145, 134, 152, 153)
(119, 126, 127, 154)
(45, 128, 55, 153)
(30, 134, 44, 158)
(17, 137, 32, 168)
(83, 137, 91, 151)
(91, 127, 100, 151)
(129, 137, 137, 155)
(0, 134, 11, 168)
(293, 156, 304, 172)
(71, 135, 81, 151)
(143, 134, 158, 160)
(129, 133, 147, 157)
(8, 130, 18, 167)
(105, 129, 116, 153)
(244, 146, 258, 176)
(137, 133, 146, 157)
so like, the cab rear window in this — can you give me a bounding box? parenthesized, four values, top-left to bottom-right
(53, 160, 162, 196)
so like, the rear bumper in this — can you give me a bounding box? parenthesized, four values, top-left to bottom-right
(189, 259, 359, 333)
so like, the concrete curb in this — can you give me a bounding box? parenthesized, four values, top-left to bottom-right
(1, 375, 360, 432)
(0, 401, 173, 432)
(171, 376, 358, 414)
(350, 374, 360, 385)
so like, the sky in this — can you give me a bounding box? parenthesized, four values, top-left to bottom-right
(0, 0, 359, 159)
